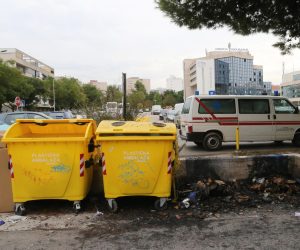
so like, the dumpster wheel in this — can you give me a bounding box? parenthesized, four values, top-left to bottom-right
(107, 199, 118, 213)
(15, 203, 26, 216)
(154, 198, 168, 211)
(73, 201, 81, 214)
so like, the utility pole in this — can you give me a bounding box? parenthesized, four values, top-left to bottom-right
(53, 78, 56, 111)
(122, 73, 127, 120)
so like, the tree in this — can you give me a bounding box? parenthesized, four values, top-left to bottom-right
(175, 90, 184, 103)
(147, 91, 162, 105)
(156, 0, 300, 54)
(106, 85, 122, 103)
(82, 84, 104, 115)
(162, 93, 176, 107)
(128, 91, 146, 115)
(54, 77, 86, 110)
(134, 80, 147, 96)
(0, 60, 38, 111)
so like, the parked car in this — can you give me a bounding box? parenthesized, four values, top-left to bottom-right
(174, 103, 184, 128)
(159, 109, 168, 121)
(166, 109, 176, 122)
(151, 105, 162, 115)
(0, 111, 51, 128)
(44, 110, 74, 119)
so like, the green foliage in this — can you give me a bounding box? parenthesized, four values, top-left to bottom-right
(134, 80, 147, 95)
(156, 0, 300, 54)
(53, 77, 85, 110)
(162, 93, 176, 107)
(128, 91, 146, 115)
(147, 91, 162, 105)
(106, 85, 122, 103)
(0, 61, 45, 110)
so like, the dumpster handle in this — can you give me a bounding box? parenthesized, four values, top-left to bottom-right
(73, 122, 88, 125)
(34, 122, 48, 126)
(152, 122, 166, 127)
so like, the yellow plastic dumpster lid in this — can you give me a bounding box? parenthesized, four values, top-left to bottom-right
(96, 120, 176, 136)
(2, 119, 96, 143)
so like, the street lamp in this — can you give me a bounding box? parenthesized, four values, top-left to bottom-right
(52, 78, 56, 111)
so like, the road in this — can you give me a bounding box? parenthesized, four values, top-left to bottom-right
(0, 200, 300, 249)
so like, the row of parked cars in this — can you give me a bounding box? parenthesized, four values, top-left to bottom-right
(0, 110, 75, 131)
(152, 103, 184, 128)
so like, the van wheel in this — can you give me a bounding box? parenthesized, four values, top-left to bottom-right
(292, 132, 300, 146)
(203, 132, 222, 150)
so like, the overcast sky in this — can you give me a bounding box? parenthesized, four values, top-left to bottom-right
(1, 0, 300, 89)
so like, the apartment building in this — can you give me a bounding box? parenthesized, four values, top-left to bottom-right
(126, 77, 150, 94)
(166, 75, 183, 92)
(90, 80, 108, 93)
(0, 48, 54, 79)
(183, 48, 271, 100)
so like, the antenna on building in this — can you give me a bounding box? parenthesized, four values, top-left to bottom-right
(228, 42, 231, 51)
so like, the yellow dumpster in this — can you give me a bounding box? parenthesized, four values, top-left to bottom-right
(96, 121, 177, 212)
(2, 119, 98, 215)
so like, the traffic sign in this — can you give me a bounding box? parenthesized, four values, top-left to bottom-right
(15, 96, 21, 107)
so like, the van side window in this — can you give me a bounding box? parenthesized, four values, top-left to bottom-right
(182, 98, 192, 114)
(273, 99, 296, 114)
(198, 99, 236, 114)
(238, 99, 270, 114)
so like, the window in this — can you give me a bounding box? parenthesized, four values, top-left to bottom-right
(28, 113, 47, 119)
(250, 78, 252, 81)
(198, 99, 236, 114)
(273, 99, 296, 114)
(239, 99, 270, 114)
(182, 97, 192, 114)
(4, 113, 26, 124)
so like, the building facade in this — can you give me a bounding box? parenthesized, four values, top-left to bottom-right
(166, 75, 183, 92)
(126, 77, 150, 94)
(281, 70, 300, 105)
(0, 48, 54, 79)
(89, 80, 108, 93)
(183, 49, 271, 100)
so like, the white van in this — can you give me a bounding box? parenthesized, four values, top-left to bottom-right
(180, 95, 300, 150)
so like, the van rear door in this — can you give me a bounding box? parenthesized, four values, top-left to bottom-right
(238, 98, 275, 141)
(272, 98, 300, 140)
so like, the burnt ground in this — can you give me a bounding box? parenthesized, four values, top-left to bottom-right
(1, 177, 300, 249)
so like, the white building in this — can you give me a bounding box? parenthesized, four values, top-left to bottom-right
(90, 80, 108, 92)
(166, 75, 183, 92)
(0, 48, 54, 79)
(281, 70, 300, 105)
(126, 77, 150, 94)
(183, 48, 269, 100)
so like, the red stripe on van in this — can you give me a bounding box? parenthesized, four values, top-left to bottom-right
(192, 117, 238, 120)
(195, 98, 217, 119)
